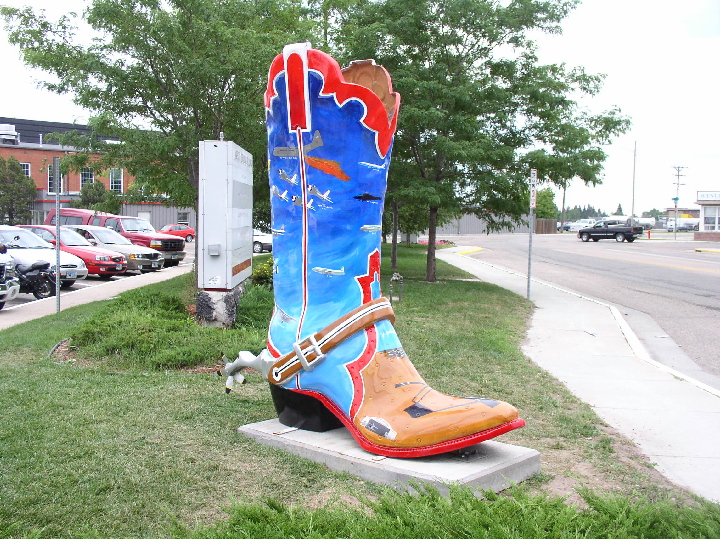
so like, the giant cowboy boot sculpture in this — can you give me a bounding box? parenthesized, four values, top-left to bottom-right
(224, 43, 525, 458)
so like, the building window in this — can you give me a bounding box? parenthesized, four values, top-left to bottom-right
(80, 167, 94, 188)
(47, 164, 65, 194)
(704, 207, 718, 231)
(110, 168, 123, 193)
(20, 163, 30, 177)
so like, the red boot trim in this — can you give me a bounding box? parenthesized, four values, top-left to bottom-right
(294, 388, 526, 459)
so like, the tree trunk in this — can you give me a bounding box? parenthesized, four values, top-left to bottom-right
(425, 206, 438, 282)
(391, 200, 399, 270)
(560, 184, 567, 233)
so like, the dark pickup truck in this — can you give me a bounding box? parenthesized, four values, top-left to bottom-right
(577, 220, 643, 243)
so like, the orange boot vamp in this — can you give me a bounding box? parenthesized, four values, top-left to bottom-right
(353, 348, 520, 449)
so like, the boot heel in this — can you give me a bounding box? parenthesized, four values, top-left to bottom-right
(269, 384, 343, 432)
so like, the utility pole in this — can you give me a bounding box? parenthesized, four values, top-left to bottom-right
(671, 166, 686, 241)
(630, 142, 637, 227)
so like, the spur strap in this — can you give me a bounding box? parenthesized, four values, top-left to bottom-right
(269, 297, 395, 384)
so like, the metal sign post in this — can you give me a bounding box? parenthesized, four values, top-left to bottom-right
(53, 157, 61, 312)
(527, 169, 537, 300)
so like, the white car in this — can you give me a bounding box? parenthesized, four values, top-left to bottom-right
(568, 219, 597, 232)
(253, 230, 273, 254)
(0, 225, 88, 287)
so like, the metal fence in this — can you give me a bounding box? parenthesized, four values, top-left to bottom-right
(434, 214, 557, 235)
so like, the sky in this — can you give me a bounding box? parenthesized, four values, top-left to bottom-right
(1, 0, 719, 217)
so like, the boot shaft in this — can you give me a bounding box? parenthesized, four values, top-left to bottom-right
(265, 44, 400, 347)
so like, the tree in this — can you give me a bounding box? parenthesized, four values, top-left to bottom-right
(642, 208, 663, 219)
(0, 156, 37, 225)
(1, 0, 310, 217)
(615, 203, 624, 215)
(340, 0, 629, 281)
(535, 188, 558, 220)
(70, 180, 122, 214)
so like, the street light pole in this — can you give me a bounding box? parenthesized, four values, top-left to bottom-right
(672, 166, 686, 241)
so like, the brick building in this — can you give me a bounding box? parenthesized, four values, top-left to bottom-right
(0, 117, 195, 228)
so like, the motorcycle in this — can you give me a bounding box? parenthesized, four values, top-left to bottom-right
(15, 260, 57, 300)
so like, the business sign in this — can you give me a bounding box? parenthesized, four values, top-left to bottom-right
(697, 191, 720, 202)
(198, 140, 253, 291)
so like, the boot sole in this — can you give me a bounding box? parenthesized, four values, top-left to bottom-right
(288, 388, 526, 458)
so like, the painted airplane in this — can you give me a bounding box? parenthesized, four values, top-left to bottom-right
(278, 169, 298, 185)
(272, 130, 324, 157)
(312, 266, 345, 276)
(271, 225, 286, 236)
(271, 185, 289, 201)
(291, 196, 316, 211)
(308, 185, 332, 202)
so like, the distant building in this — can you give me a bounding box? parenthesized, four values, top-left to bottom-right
(0, 117, 195, 228)
(695, 191, 720, 241)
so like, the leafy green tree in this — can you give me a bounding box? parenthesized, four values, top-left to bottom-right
(615, 203, 624, 215)
(535, 188, 559, 220)
(70, 181, 106, 209)
(1, 0, 308, 218)
(0, 156, 36, 225)
(642, 208, 663, 219)
(340, 0, 629, 281)
(69, 179, 122, 214)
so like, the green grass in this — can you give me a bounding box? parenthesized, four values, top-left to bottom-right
(0, 245, 716, 538)
(172, 486, 720, 539)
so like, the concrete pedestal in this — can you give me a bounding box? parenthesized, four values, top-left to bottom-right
(239, 419, 540, 494)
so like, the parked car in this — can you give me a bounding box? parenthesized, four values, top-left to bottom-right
(66, 225, 165, 273)
(18, 225, 127, 279)
(0, 243, 21, 310)
(0, 225, 88, 287)
(577, 220, 644, 243)
(253, 229, 273, 254)
(568, 219, 597, 232)
(44, 208, 186, 267)
(159, 223, 195, 242)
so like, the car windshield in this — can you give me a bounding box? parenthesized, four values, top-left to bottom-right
(59, 228, 92, 246)
(92, 228, 132, 245)
(121, 218, 155, 232)
(0, 229, 52, 248)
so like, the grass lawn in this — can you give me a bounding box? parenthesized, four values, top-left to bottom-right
(0, 245, 717, 538)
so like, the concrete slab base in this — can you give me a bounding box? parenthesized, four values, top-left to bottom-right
(239, 419, 541, 494)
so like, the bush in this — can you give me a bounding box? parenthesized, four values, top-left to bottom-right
(251, 256, 274, 287)
(70, 287, 267, 370)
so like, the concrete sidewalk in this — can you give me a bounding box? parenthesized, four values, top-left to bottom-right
(0, 263, 194, 331)
(437, 247, 720, 503)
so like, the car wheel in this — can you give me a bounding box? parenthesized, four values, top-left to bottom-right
(615, 233, 625, 242)
(33, 279, 56, 299)
(186, 234, 194, 242)
(253, 242, 263, 253)
(61, 280, 76, 288)
(580, 233, 590, 242)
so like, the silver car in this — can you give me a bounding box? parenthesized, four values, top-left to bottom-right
(66, 225, 165, 273)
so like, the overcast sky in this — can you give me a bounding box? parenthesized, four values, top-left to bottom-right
(2, 0, 718, 216)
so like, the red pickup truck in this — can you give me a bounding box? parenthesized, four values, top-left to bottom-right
(44, 208, 186, 266)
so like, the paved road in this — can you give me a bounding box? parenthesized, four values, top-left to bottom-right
(435, 232, 720, 381)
